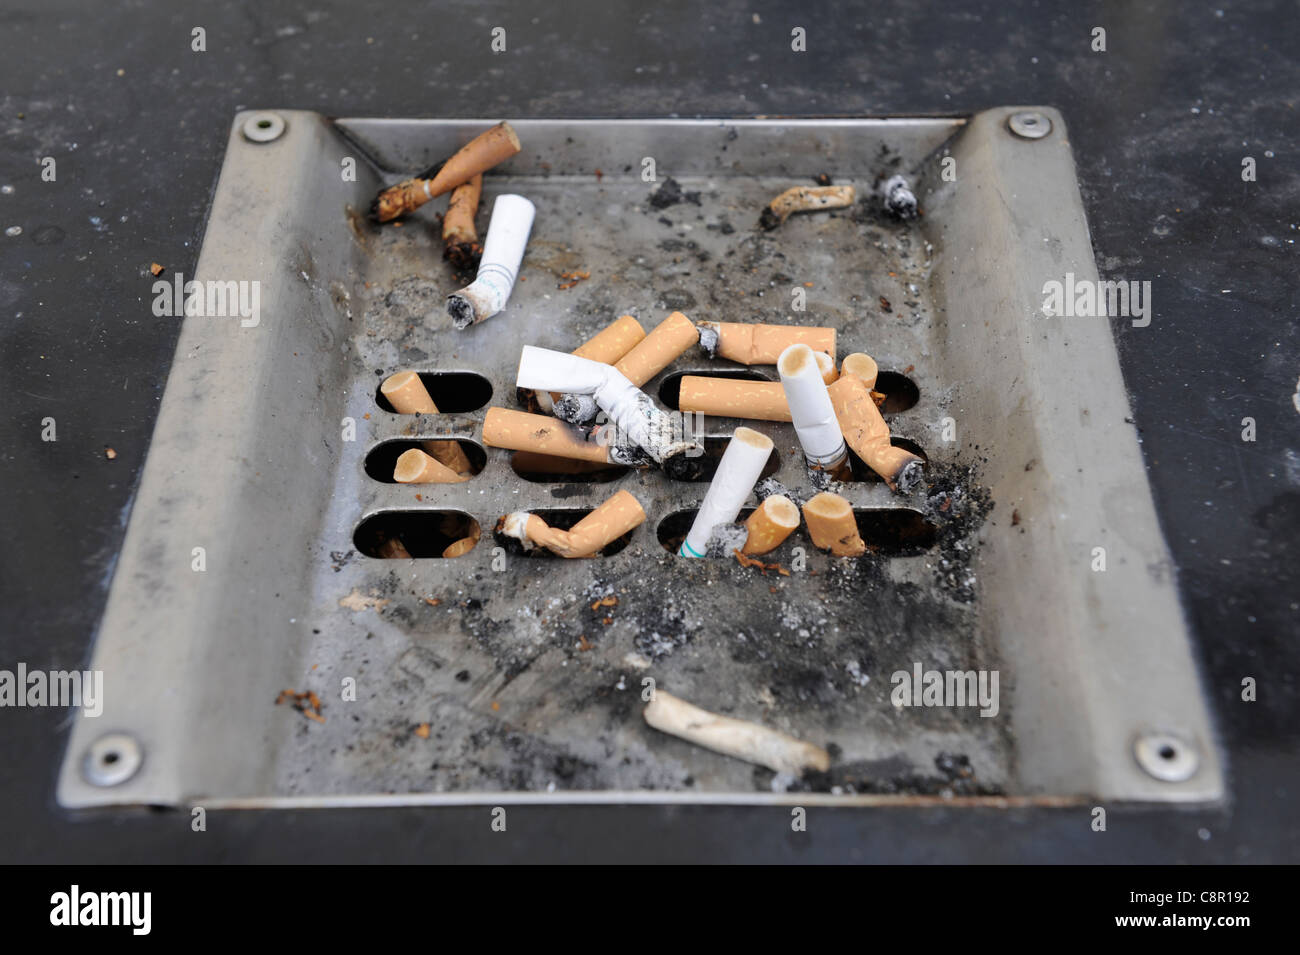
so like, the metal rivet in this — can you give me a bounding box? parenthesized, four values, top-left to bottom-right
(242, 111, 286, 143)
(1133, 732, 1199, 782)
(82, 733, 144, 787)
(1008, 110, 1052, 140)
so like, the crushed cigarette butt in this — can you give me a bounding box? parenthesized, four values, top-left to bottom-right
(499, 489, 646, 558)
(828, 356, 925, 491)
(371, 121, 521, 222)
(643, 690, 829, 775)
(759, 185, 855, 230)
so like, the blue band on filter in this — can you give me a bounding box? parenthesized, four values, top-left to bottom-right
(678, 539, 703, 558)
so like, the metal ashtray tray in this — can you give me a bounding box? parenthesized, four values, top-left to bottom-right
(58, 109, 1222, 809)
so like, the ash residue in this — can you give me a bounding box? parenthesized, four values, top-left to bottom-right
(648, 176, 701, 210)
(918, 461, 995, 603)
(775, 750, 1004, 796)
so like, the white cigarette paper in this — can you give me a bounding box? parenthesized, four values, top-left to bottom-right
(679, 427, 773, 558)
(516, 346, 699, 464)
(778, 343, 847, 467)
(643, 690, 831, 775)
(447, 194, 535, 329)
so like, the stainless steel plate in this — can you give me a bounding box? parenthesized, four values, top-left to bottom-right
(58, 111, 1222, 808)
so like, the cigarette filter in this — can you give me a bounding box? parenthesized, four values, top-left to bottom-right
(643, 690, 831, 775)
(481, 407, 611, 464)
(816, 350, 839, 384)
(447, 194, 535, 329)
(442, 173, 483, 270)
(442, 533, 479, 559)
(759, 185, 856, 230)
(802, 491, 866, 557)
(742, 495, 800, 555)
(778, 343, 848, 468)
(697, 321, 835, 365)
(500, 489, 645, 558)
(516, 346, 701, 465)
(376, 537, 412, 560)
(380, 371, 474, 475)
(393, 448, 470, 484)
(839, 352, 878, 389)
(827, 372, 925, 491)
(678, 377, 792, 422)
(371, 122, 521, 222)
(678, 427, 774, 557)
(612, 311, 699, 386)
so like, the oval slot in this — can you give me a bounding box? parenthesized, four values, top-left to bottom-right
(874, 371, 919, 413)
(354, 511, 481, 559)
(365, 440, 486, 482)
(374, 372, 493, 414)
(510, 451, 629, 484)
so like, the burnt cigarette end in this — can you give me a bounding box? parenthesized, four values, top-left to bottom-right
(553, 393, 599, 426)
(608, 442, 653, 468)
(704, 523, 749, 559)
(696, 321, 720, 358)
(661, 451, 707, 482)
(879, 174, 918, 220)
(758, 205, 783, 231)
(443, 241, 483, 275)
(755, 476, 798, 505)
(446, 292, 478, 330)
(893, 457, 926, 493)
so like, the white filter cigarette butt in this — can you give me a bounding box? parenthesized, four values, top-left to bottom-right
(816, 350, 838, 384)
(778, 343, 847, 468)
(679, 427, 773, 557)
(447, 194, 535, 329)
(643, 690, 831, 775)
(517, 346, 700, 465)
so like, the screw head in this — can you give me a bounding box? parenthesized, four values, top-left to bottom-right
(1008, 111, 1052, 140)
(1133, 731, 1199, 782)
(242, 111, 287, 143)
(82, 733, 143, 787)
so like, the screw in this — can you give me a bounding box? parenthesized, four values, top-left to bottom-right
(242, 111, 287, 143)
(1008, 111, 1052, 140)
(1133, 731, 1199, 782)
(82, 732, 144, 787)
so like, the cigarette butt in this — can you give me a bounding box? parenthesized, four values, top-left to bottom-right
(802, 491, 866, 557)
(678, 377, 792, 421)
(393, 448, 469, 484)
(816, 350, 839, 384)
(643, 690, 831, 775)
(381, 372, 475, 474)
(441, 533, 479, 559)
(698, 321, 836, 365)
(573, 314, 648, 364)
(778, 343, 848, 469)
(427, 122, 522, 198)
(377, 537, 412, 560)
(613, 311, 699, 386)
(839, 352, 878, 389)
(501, 489, 645, 558)
(482, 407, 611, 464)
(447, 194, 536, 328)
(759, 185, 856, 230)
(680, 427, 774, 557)
(827, 373, 924, 491)
(370, 177, 435, 223)
(743, 495, 800, 555)
(442, 173, 483, 270)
